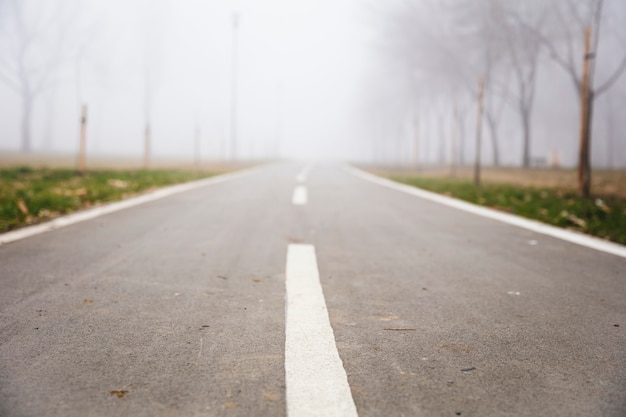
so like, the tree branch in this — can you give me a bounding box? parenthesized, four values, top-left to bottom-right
(595, 55, 626, 96)
(509, 10, 582, 93)
(0, 67, 20, 93)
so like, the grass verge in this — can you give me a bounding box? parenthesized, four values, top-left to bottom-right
(0, 167, 218, 233)
(388, 175, 626, 245)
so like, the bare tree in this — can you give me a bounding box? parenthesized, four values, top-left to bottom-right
(525, 0, 626, 195)
(0, 1, 60, 151)
(0, 0, 85, 153)
(379, 0, 491, 170)
(140, 1, 167, 168)
(497, 1, 547, 168)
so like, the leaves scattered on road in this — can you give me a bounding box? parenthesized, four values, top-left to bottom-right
(440, 343, 476, 354)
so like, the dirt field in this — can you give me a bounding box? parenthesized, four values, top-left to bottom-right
(0, 151, 258, 172)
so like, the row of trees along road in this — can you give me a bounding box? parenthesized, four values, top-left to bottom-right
(378, 0, 626, 197)
(0, 0, 164, 169)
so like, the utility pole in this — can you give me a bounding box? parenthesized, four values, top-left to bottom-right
(474, 75, 485, 187)
(230, 12, 240, 161)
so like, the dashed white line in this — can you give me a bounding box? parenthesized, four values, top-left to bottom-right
(292, 185, 308, 206)
(285, 244, 358, 417)
(296, 165, 313, 183)
(347, 165, 626, 259)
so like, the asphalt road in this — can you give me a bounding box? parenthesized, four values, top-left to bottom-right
(1, 163, 625, 417)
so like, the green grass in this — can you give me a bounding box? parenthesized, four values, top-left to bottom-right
(389, 175, 626, 245)
(0, 167, 217, 233)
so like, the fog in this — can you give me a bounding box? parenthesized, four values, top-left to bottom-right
(1, 0, 625, 167)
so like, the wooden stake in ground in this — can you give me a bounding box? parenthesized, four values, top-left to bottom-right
(474, 76, 485, 187)
(144, 123, 151, 169)
(578, 25, 593, 197)
(78, 104, 87, 175)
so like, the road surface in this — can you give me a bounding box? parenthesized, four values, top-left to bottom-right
(1, 163, 625, 417)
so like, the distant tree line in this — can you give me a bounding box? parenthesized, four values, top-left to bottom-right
(372, 0, 626, 196)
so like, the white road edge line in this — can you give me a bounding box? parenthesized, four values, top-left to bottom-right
(0, 166, 263, 246)
(346, 165, 626, 259)
(292, 185, 308, 206)
(285, 244, 358, 417)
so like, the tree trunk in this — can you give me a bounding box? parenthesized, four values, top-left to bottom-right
(458, 112, 465, 166)
(195, 127, 201, 167)
(77, 104, 87, 175)
(438, 113, 446, 166)
(578, 92, 593, 196)
(413, 113, 420, 172)
(21, 95, 32, 153)
(43, 86, 57, 151)
(521, 108, 531, 168)
(486, 113, 500, 167)
(450, 100, 457, 177)
(606, 95, 614, 169)
(144, 123, 151, 168)
(474, 76, 486, 187)
(578, 26, 593, 197)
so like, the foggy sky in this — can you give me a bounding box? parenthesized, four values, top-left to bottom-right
(0, 0, 625, 167)
(0, 0, 375, 161)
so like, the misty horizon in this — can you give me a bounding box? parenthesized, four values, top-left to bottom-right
(1, 0, 625, 168)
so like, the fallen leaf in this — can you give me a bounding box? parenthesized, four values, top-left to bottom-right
(263, 391, 280, 402)
(107, 179, 128, 189)
(109, 390, 128, 398)
(595, 198, 611, 213)
(16, 199, 29, 215)
(440, 343, 476, 353)
(560, 210, 586, 228)
(384, 328, 416, 331)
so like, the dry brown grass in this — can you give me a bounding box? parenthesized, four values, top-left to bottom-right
(368, 165, 626, 198)
(0, 151, 256, 172)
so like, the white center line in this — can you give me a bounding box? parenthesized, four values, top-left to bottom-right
(292, 185, 308, 206)
(285, 244, 358, 417)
